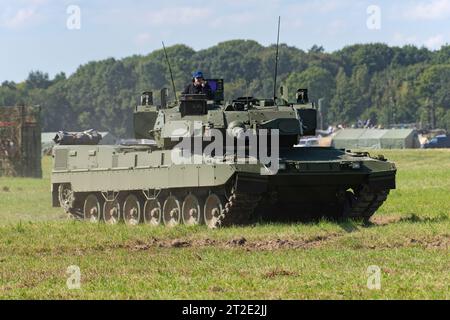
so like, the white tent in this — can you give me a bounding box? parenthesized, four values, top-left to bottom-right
(332, 128, 420, 149)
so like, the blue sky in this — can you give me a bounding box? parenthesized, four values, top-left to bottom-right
(1, 0, 450, 82)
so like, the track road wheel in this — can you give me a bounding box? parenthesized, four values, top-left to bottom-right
(163, 195, 181, 227)
(83, 194, 101, 223)
(58, 184, 76, 214)
(103, 200, 121, 224)
(204, 193, 224, 229)
(182, 194, 202, 226)
(123, 194, 141, 225)
(143, 199, 162, 226)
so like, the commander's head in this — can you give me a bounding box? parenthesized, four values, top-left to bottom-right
(192, 70, 205, 86)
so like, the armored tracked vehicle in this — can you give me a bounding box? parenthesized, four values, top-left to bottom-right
(51, 82, 396, 228)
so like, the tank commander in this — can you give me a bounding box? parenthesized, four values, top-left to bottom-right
(182, 71, 214, 99)
(296, 89, 309, 104)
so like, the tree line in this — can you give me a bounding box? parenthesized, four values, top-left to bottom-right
(1, 40, 450, 137)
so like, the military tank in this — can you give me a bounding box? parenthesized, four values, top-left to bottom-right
(51, 81, 396, 228)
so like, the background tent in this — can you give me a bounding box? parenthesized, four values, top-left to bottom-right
(356, 129, 388, 149)
(380, 129, 420, 149)
(331, 128, 420, 149)
(331, 129, 366, 149)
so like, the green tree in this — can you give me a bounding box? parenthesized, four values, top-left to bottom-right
(3, 41, 450, 135)
(417, 65, 450, 128)
(25, 71, 51, 90)
(286, 66, 335, 103)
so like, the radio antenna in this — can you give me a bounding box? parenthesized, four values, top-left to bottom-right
(273, 16, 281, 102)
(162, 41, 178, 104)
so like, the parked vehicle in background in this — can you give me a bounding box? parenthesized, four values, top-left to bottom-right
(422, 135, 450, 148)
(296, 137, 319, 147)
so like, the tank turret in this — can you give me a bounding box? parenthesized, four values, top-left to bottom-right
(133, 81, 316, 150)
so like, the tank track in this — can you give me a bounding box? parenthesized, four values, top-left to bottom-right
(219, 191, 261, 227)
(60, 186, 388, 225)
(67, 206, 83, 220)
(345, 187, 389, 220)
(60, 184, 262, 227)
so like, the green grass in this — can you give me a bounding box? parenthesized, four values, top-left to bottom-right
(0, 150, 449, 299)
(0, 157, 64, 223)
(376, 149, 450, 219)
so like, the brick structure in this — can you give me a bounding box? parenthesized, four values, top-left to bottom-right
(0, 106, 42, 177)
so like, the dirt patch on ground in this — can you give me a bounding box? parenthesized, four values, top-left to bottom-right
(371, 216, 402, 226)
(371, 214, 449, 226)
(263, 268, 299, 278)
(406, 235, 450, 249)
(124, 231, 449, 252)
(361, 234, 450, 250)
(126, 233, 343, 252)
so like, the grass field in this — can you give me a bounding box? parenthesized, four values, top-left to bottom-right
(0, 150, 449, 299)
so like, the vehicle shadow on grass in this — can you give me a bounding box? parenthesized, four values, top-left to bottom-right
(366, 213, 449, 227)
(254, 216, 361, 233)
(253, 212, 449, 233)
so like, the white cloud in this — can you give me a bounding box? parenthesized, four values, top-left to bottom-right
(393, 32, 419, 46)
(134, 32, 153, 46)
(145, 7, 212, 26)
(1, 7, 38, 29)
(424, 34, 445, 49)
(0, 0, 49, 29)
(23, 0, 49, 5)
(286, 0, 352, 14)
(286, 19, 304, 29)
(404, 0, 450, 20)
(209, 12, 256, 29)
(327, 19, 348, 35)
(314, 0, 348, 13)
